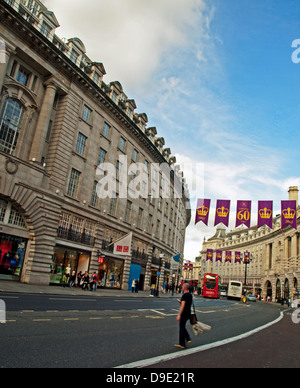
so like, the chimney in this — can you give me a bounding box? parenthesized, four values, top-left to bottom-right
(288, 186, 299, 207)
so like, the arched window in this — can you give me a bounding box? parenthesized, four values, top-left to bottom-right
(0, 98, 24, 155)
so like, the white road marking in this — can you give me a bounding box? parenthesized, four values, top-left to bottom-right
(115, 312, 284, 369)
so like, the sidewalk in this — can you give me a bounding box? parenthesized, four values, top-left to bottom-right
(0, 279, 175, 299)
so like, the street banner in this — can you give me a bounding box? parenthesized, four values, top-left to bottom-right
(206, 249, 213, 261)
(216, 250, 223, 262)
(258, 201, 273, 229)
(214, 200, 230, 227)
(171, 254, 181, 270)
(236, 200, 252, 228)
(225, 251, 232, 263)
(235, 252, 241, 263)
(195, 198, 210, 226)
(281, 200, 297, 230)
(244, 252, 250, 264)
(113, 232, 133, 256)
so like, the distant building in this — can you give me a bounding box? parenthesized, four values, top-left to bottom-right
(0, 0, 190, 289)
(199, 187, 300, 301)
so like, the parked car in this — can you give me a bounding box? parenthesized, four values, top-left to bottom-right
(247, 294, 256, 302)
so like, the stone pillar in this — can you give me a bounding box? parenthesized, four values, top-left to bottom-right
(0, 40, 15, 93)
(29, 80, 57, 163)
(121, 256, 132, 291)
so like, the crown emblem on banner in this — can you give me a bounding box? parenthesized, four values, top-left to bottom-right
(282, 208, 296, 219)
(197, 205, 209, 217)
(259, 208, 272, 219)
(217, 207, 229, 218)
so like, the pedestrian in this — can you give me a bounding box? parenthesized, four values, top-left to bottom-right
(131, 279, 136, 293)
(70, 271, 76, 287)
(175, 283, 192, 349)
(61, 272, 67, 288)
(135, 279, 139, 293)
(82, 271, 89, 290)
(90, 272, 98, 291)
(77, 271, 83, 287)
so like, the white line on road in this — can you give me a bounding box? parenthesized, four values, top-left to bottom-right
(49, 298, 96, 302)
(115, 312, 284, 369)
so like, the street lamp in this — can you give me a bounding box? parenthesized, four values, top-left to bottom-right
(243, 252, 254, 296)
(156, 254, 164, 297)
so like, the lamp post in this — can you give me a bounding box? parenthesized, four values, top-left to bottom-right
(156, 254, 164, 297)
(243, 252, 254, 296)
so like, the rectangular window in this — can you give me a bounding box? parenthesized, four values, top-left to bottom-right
(102, 122, 110, 138)
(16, 66, 31, 86)
(132, 149, 138, 162)
(109, 193, 118, 216)
(124, 200, 132, 223)
(119, 136, 126, 152)
(97, 148, 107, 166)
(90, 181, 99, 207)
(70, 49, 79, 65)
(67, 168, 81, 197)
(75, 132, 87, 156)
(82, 105, 92, 123)
(137, 207, 143, 229)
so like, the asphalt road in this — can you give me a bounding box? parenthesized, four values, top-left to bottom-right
(0, 293, 287, 368)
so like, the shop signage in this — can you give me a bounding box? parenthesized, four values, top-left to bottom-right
(98, 256, 105, 264)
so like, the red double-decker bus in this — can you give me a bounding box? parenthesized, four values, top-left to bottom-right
(202, 273, 220, 299)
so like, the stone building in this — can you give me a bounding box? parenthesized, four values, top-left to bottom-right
(198, 187, 300, 301)
(0, 0, 190, 289)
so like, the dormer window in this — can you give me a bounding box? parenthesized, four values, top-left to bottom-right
(70, 49, 79, 65)
(40, 21, 51, 38)
(92, 72, 100, 86)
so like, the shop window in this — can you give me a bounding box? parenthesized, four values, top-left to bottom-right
(0, 234, 27, 279)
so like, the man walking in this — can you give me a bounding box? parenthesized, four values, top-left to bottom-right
(175, 283, 192, 349)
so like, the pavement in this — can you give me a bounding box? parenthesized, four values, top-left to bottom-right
(0, 279, 174, 298)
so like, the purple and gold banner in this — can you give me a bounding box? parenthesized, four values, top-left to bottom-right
(216, 250, 223, 262)
(214, 200, 230, 227)
(281, 200, 297, 230)
(236, 200, 252, 228)
(195, 199, 211, 226)
(206, 249, 213, 262)
(258, 201, 273, 229)
(225, 251, 232, 263)
(244, 252, 250, 264)
(235, 252, 241, 263)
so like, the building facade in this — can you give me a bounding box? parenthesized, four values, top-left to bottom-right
(0, 0, 190, 289)
(198, 187, 300, 301)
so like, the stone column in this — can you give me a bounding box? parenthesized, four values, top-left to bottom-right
(29, 80, 57, 163)
(0, 40, 15, 93)
(121, 256, 132, 291)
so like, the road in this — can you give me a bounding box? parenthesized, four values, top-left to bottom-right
(0, 293, 287, 368)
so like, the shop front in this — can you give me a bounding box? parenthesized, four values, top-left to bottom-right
(0, 233, 27, 281)
(50, 245, 91, 285)
(98, 256, 124, 289)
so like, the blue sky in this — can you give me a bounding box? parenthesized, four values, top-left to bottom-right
(44, 0, 300, 260)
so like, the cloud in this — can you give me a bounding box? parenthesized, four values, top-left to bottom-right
(43, 0, 209, 91)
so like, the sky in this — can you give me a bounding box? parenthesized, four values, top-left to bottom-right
(43, 0, 300, 261)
